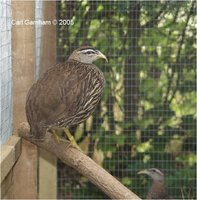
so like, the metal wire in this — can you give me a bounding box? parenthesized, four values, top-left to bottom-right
(56, 1, 196, 199)
(0, 0, 12, 145)
(35, 0, 43, 80)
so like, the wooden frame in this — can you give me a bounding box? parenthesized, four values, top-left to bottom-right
(38, 1, 57, 199)
(12, 1, 37, 198)
(1, 136, 21, 199)
(10, 1, 57, 199)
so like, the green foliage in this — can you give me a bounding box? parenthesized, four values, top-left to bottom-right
(57, 1, 196, 199)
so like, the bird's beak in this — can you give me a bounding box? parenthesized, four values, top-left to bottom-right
(97, 51, 108, 62)
(138, 169, 150, 175)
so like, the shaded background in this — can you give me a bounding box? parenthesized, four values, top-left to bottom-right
(56, 1, 196, 199)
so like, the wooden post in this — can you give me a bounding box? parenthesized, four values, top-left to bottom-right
(40, 1, 56, 74)
(38, 1, 57, 199)
(12, 1, 37, 198)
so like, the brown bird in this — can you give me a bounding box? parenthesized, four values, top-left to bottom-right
(138, 168, 170, 199)
(26, 46, 108, 147)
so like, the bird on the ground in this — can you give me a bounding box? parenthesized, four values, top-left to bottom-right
(25, 46, 108, 148)
(138, 168, 170, 199)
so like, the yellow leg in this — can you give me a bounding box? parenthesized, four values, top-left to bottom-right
(63, 128, 82, 151)
(50, 129, 66, 143)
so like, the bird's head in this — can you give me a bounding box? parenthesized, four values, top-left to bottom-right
(69, 46, 108, 64)
(138, 168, 164, 182)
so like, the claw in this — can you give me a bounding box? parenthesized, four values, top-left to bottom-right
(50, 128, 66, 143)
(63, 128, 82, 151)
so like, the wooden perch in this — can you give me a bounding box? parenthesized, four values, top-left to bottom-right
(18, 122, 141, 200)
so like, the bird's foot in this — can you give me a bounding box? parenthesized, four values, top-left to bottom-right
(63, 128, 82, 152)
(50, 129, 66, 143)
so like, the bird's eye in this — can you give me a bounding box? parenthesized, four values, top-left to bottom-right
(86, 51, 93, 54)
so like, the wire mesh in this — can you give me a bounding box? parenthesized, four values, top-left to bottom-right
(0, 0, 12, 145)
(56, 1, 196, 199)
(35, 0, 43, 80)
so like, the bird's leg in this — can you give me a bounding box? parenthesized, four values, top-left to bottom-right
(63, 128, 82, 151)
(50, 128, 67, 143)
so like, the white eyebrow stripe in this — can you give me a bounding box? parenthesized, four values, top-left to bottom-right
(78, 49, 97, 54)
(155, 169, 163, 176)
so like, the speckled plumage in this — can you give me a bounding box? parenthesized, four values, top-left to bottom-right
(26, 52, 105, 139)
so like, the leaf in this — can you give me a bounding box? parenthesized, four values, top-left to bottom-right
(179, 80, 196, 93)
(180, 115, 196, 133)
(98, 134, 125, 152)
(145, 105, 175, 119)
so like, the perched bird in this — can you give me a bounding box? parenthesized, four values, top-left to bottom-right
(138, 168, 170, 199)
(26, 46, 108, 147)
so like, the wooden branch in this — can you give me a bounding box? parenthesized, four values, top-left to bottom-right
(18, 122, 141, 200)
(168, 1, 195, 104)
(163, 6, 180, 105)
(141, 2, 168, 30)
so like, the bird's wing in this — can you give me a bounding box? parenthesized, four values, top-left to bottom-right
(31, 61, 92, 127)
